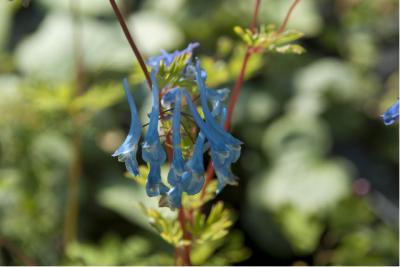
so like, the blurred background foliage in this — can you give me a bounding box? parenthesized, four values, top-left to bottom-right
(0, 0, 398, 265)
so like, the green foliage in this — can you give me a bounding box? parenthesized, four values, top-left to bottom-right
(65, 235, 173, 266)
(156, 53, 196, 90)
(234, 25, 305, 54)
(0, 0, 398, 265)
(191, 231, 251, 265)
(140, 204, 184, 247)
(187, 202, 233, 244)
(314, 196, 399, 266)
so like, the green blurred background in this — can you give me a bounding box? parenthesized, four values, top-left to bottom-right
(0, 0, 398, 265)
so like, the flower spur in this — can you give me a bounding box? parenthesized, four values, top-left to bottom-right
(141, 71, 170, 197)
(112, 78, 142, 176)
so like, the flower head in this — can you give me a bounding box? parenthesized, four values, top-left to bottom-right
(112, 79, 141, 176)
(114, 44, 244, 210)
(148, 42, 199, 71)
(381, 99, 399, 126)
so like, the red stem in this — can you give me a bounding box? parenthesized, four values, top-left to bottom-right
(200, 0, 260, 200)
(109, 0, 152, 90)
(177, 208, 191, 266)
(250, 0, 261, 32)
(278, 0, 301, 34)
(109, 0, 181, 263)
(200, 0, 302, 200)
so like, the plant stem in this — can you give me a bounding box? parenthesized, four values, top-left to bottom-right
(109, 0, 152, 90)
(200, 0, 260, 199)
(278, 0, 301, 34)
(64, 0, 84, 247)
(250, 0, 261, 32)
(200, 0, 301, 199)
(109, 1, 187, 264)
(176, 208, 191, 266)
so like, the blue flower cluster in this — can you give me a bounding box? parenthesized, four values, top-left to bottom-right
(113, 43, 242, 210)
(381, 99, 399, 126)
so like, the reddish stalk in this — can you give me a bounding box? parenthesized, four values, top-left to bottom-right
(200, 0, 260, 200)
(109, 0, 152, 90)
(109, 1, 188, 264)
(278, 0, 301, 34)
(176, 208, 191, 266)
(250, 0, 261, 32)
(200, 0, 301, 200)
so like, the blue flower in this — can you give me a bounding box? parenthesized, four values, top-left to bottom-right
(161, 88, 180, 108)
(164, 90, 185, 209)
(181, 88, 241, 193)
(112, 78, 142, 176)
(381, 99, 399, 126)
(141, 71, 169, 197)
(167, 90, 185, 187)
(181, 133, 206, 195)
(206, 88, 230, 117)
(148, 42, 199, 71)
(165, 89, 205, 209)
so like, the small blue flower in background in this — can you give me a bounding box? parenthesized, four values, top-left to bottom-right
(381, 99, 399, 126)
(141, 71, 169, 196)
(112, 78, 142, 176)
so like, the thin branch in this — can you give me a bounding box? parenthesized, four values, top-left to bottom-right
(109, 0, 152, 90)
(250, 0, 261, 32)
(200, 0, 302, 200)
(64, 0, 84, 247)
(278, 0, 301, 34)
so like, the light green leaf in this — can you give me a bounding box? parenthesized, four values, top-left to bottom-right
(187, 202, 234, 244)
(71, 82, 124, 114)
(274, 44, 306, 54)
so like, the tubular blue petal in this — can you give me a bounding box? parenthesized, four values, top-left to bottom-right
(182, 172, 204, 195)
(112, 78, 142, 176)
(146, 163, 169, 197)
(182, 87, 241, 194)
(161, 88, 179, 108)
(167, 90, 185, 186)
(381, 99, 400, 126)
(142, 71, 169, 196)
(142, 71, 167, 163)
(195, 60, 242, 147)
(181, 133, 206, 195)
(166, 185, 183, 210)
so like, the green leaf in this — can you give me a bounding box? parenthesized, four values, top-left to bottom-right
(140, 204, 185, 246)
(191, 231, 251, 266)
(273, 44, 306, 54)
(156, 53, 195, 90)
(273, 29, 304, 46)
(277, 206, 324, 254)
(71, 82, 123, 114)
(233, 26, 254, 46)
(187, 202, 234, 244)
